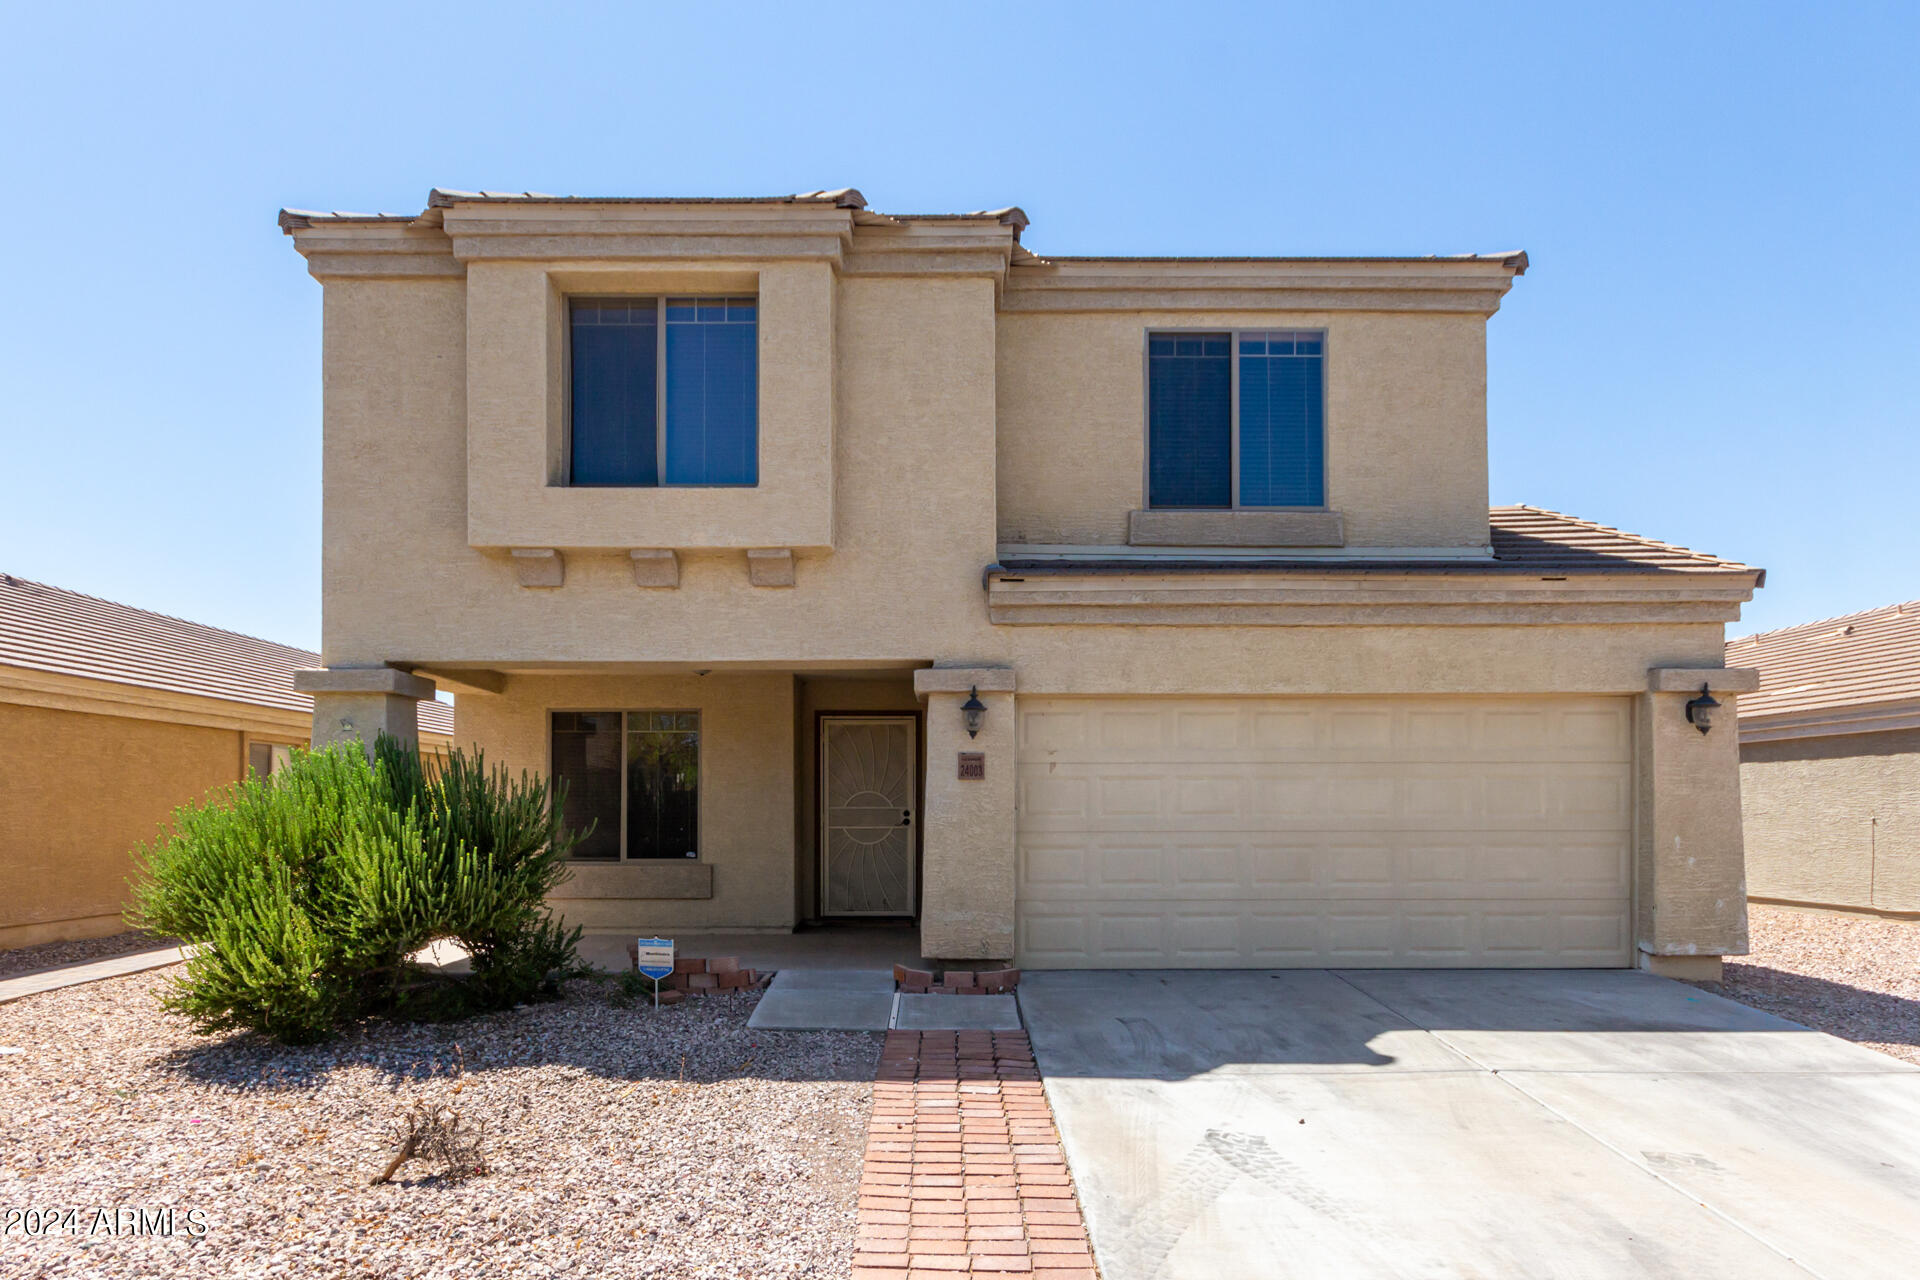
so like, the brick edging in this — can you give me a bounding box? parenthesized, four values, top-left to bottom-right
(856, 1030, 1098, 1278)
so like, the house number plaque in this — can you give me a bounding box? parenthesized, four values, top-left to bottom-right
(957, 752, 986, 781)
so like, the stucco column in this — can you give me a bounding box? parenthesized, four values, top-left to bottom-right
(915, 665, 1017, 963)
(1635, 666, 1761, 980)
(293, 666, 437, 755)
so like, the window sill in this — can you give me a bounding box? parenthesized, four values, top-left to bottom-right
(1128, 508, 1345, 548)
(553, 861, 712, 900)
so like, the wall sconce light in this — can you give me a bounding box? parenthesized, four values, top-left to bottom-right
(961, 686, 987, 739)
(1684, 683, 1720, 735)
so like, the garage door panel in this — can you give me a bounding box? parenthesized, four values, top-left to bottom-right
(1022, 764, 1630, 832)
(1018, 899, 1631, 968)
(1018, 833, 1630, 902)
(1023, 697, 1630, 764)
(1016, 696, 1634, 968)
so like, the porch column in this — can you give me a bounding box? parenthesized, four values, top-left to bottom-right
(1634, 665, 1761, 980)
(915, 665, 1017, 963)
(293, 665, 437, 755)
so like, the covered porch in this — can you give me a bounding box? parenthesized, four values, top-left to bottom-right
(302, 660, 1019, 964)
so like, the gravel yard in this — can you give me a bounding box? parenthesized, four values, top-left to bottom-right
(1691, 903, 1920, 1065)
(0, 968, 878, 1278)
(0, 931, 178, 981)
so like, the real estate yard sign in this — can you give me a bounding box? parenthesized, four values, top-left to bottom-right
(635, 938, 674, 1009)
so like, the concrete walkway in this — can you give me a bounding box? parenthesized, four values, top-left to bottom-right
(1020, 968, 1920, 1280)
(0, 943, 195, 1005)
(748, 969, 1023, 1032)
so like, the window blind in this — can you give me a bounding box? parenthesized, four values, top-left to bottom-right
(568, 299, 658, 486)
(1147, 333, 1232, 508)
(1238, 332, 1325, 507)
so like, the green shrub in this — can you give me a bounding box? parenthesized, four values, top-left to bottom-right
(129, 737, 586, 1043)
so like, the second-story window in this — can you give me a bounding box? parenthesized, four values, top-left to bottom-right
(568, 297, 758, 487)
(1147, 329, 1324, 509)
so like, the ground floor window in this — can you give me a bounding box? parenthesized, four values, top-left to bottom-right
(550, 711, 699, 860)
(247, 741, 294, 778)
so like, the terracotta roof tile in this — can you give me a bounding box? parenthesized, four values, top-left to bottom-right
(1728, 600, 1920, 720)
(0, 575, 453, 736)
(999, 507, 1761, 578)
(1486, 506, 1759, 576)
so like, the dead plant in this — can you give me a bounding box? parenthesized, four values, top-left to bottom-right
(370, 1099, 488, 1185)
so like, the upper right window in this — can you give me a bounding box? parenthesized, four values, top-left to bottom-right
(1147, 330, 1324, 509)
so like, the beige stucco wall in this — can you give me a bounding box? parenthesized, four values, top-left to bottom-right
(1741, 729, 1920, 912)
(455, 672, 798, 933)
(914, 669, 1018, 960)
(465, 261, 838, 551)
(317, 271, 1003, 669)
(320, 275, 471, 668)
(996, 310, 1489, 549)
(0, 703, 243, 948)
(1635, 689, 1751, 959)
(295, 212, 1751, 963)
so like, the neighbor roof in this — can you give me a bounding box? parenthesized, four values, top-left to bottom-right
(0, 575, 453, 735)
(1729, 600, 1920, 721)
(997, 507, 1761, 579)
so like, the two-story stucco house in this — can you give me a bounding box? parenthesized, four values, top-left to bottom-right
(279, 187, 1761, 978)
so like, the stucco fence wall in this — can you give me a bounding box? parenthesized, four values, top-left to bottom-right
(1741, 728, 1920, 912)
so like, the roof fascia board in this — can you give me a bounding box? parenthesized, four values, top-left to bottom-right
(1739, 699, 1920, 744)
(0, 664, 317, 736)
(1002, 257, 1523, 315)
(439, 202, 858, 264)
(985, 569, 1757, 627)
(285, 222, 461, 279)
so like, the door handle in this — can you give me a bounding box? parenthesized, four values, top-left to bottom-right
(901, 811, 913, 827)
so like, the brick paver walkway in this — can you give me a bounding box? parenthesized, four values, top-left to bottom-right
(856, 1029, 1097, 1278)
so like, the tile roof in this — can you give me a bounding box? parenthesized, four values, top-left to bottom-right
(279, 189, 871, 230)
(998, 507, 1762, 579)
(1728, 600, 1920, 720)
(1485, 506, 1760, 577)
(277, 190, 1516, 264)
(0, 575, 453, 735)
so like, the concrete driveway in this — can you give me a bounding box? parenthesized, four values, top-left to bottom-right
(1018, 969, 1920, 1280)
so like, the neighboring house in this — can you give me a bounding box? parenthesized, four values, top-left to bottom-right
(0, 575, 454, 948)
(279, 186, 1762, 977)
(1730, 601, 1920, 914)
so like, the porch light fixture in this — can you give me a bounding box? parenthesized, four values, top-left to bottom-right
(1684, 683, 1720, 735)
(960, 686, 987, 739)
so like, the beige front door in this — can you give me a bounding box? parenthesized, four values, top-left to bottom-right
(821, 716, 917, 916)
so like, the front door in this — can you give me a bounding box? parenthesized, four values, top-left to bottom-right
(821, 715, 917, 916)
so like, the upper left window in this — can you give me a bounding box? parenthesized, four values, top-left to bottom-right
(568, 296, 758, 487)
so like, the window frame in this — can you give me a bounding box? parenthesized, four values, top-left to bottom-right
(562, 295, 760, 489)
(548, 708, 703, 862)
(1141, 327, 1330, 512)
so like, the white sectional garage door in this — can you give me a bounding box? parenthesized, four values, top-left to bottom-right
(1015, 696, 1634, 968)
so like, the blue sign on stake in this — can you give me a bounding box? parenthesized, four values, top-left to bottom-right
(635, 937, 675, 1009)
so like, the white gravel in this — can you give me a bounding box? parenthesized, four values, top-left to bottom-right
(0, 932, 178, 981)
(1691, 903, 1920, 1065)
(0, 969, 878, 1277)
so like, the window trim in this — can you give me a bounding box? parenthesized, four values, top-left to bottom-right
(548, 708, 703, 863)
(563, 295, 761, 490)
(1141, 327, 1330, 512)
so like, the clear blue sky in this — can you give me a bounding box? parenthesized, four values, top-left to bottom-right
(3, 1, 1914, 646)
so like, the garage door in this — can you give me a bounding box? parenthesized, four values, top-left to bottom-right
(1015, 696, 1633, 968)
